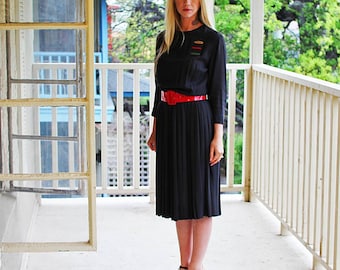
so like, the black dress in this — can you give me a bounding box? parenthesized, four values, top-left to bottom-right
(151, 25, 227, 221)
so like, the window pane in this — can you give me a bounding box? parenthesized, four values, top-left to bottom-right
(5, 106, 86, 175)
(7, 0, 85, 23)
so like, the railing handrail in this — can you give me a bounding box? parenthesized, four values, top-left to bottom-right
(34, 62, 250, 67)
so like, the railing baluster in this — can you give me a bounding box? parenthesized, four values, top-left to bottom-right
(324, 94, 333, 265)
(116, 68, 124, 191)
(333, 99, 340, 269)
(317, 93, 326, 259)
(100, 67, 108, 191)
(262, 73, 270, 203)
(272, 76, 279, 212)
(68, 66, 76, 189)
(291, 83, 300, 230)
(227, 69, 236, 188)
(297, 85, 306, 238)
(268, 75, 275, 207)
(51, 67, 58, 189)
(311, 91, 320, 254)
(306, 88, 314, 244)
(132, 68, 141, 189)
(287, 81, 295, 228)
(278, 78, 285, 218)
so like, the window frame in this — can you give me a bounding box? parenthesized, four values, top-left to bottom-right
(0, 0, 97, 253)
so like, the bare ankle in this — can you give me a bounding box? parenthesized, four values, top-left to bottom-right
(188, 263, 203, 270)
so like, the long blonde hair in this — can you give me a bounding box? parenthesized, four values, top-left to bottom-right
(155, 0, 212, 70)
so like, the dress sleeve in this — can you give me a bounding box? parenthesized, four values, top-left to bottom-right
(151, 33, 164, 118)
(151, 84, 161, 118)
(207, 33, 227, 124)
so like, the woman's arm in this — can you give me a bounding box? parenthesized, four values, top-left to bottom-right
(147, 117, 157, 152)
(209, 123, 224, 166)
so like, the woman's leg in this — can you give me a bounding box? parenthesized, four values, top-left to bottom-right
(176, 217, 213, 269)
(176, 220, 193, 268)
(189, 217, 212, 270)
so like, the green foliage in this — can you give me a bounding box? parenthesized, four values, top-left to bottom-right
(215, 3, 250, 63)
(215, 0, 340, 83)
(292, 50, 338, 83)
(223, 132, 243, 185)
(233, 133, 243, 184)
(110, 0, 164, 63)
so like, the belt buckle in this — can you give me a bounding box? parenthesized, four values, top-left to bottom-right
(168, 97, 176, 105)
(166, 92, 177, 105)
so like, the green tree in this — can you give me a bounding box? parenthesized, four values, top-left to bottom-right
(274, 0, 340, 82)
(110, 0, 164, 63)
(215, 0, 250, 64)
(215, 0, 340, 83)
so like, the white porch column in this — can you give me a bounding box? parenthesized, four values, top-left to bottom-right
(250, 0, 264, 64)
(243, 0, 264, 201)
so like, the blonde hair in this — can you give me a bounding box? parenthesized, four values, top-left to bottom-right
(155, 0, 212, 69)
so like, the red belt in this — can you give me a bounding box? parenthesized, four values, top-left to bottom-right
(161, 90, 207, 105)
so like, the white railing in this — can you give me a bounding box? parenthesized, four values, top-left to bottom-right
(31, 62, 250, 198)
(95, 63, 250, 197)
(94, 63, 156, 197)
(251, 64, 340, 270)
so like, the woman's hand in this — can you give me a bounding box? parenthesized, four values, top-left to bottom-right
(209, 123, 224, 166)
(147, 118, 157, 152)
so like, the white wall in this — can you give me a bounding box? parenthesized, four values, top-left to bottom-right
(0, 193, 39, 270)
(0, 0, 40, 269)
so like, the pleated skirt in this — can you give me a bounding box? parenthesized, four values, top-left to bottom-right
(155, 100, 221, 221)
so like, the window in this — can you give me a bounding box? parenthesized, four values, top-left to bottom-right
(0, 0, 96, 252)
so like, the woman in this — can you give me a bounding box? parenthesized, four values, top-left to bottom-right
(147, 0, 226, 268)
